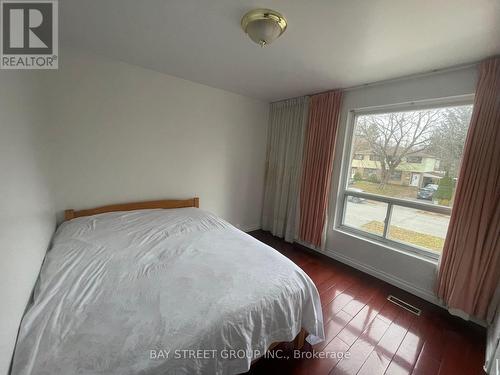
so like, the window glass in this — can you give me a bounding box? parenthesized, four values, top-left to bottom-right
(341, 102, 473, 258)
(344, 197, 388, 237)
(348, 105, 473, 207)
(388, 206, 450, 253)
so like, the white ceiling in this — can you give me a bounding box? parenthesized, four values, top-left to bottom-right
(61, 0, 500, 102)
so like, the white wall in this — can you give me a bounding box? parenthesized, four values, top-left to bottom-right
(323, 66, 478, 304)
(45, 49, 269, 230)
(0, 49, 268, 374)
(0, 73, 55, 375)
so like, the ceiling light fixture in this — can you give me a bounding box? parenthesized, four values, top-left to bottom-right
(241, 9, 287, 47)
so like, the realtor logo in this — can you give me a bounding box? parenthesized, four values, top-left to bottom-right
(1, 0, 58, 69)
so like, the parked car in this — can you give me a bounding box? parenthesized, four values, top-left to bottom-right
(417, 184, 438, 200)
(347, 188, 365, 203)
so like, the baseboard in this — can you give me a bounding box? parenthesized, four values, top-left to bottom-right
(295, 239, 440, 306)
(295, 239, 489, 327)
(241, 224, 261, 233)
(329, 249, 440, 305)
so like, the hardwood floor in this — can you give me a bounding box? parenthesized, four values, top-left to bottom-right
(246, 230, 486, 375)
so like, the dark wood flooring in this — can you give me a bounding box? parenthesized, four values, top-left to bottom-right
(246, 230, 486, 375)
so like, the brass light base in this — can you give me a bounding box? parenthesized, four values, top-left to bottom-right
(241, 8, 287, 38)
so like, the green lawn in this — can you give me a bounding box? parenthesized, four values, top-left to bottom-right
(349, 180, 419, 199)
(362, 220, 444, 253)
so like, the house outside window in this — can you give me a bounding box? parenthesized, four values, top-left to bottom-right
(338, 98, 474, 259)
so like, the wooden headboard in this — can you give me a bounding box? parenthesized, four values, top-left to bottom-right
(64, 197, 199, 221)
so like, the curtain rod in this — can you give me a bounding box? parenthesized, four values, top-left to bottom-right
(272, 60, 480, 104)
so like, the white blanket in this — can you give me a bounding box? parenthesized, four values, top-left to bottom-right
(12, 208, 324, 374)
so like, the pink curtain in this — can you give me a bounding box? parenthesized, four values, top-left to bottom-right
(299, 91, 342, 247)
(436, 56, 500, 321)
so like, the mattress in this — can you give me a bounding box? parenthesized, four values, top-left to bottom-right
(12, 208, 324, 374)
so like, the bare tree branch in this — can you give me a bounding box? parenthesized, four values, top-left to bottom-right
(355, 109, 444, 186)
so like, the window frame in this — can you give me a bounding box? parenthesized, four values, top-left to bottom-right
(335, 95, 474, 261)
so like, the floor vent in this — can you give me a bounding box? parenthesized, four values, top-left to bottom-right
(387, 295, 421, 316)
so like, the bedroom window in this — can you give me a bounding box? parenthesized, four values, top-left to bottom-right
(339, 98, 473, 259)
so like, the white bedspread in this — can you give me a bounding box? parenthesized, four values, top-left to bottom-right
(12, 208, 324, 375)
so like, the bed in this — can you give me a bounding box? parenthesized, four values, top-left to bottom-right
(12, 198, 324, 375)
